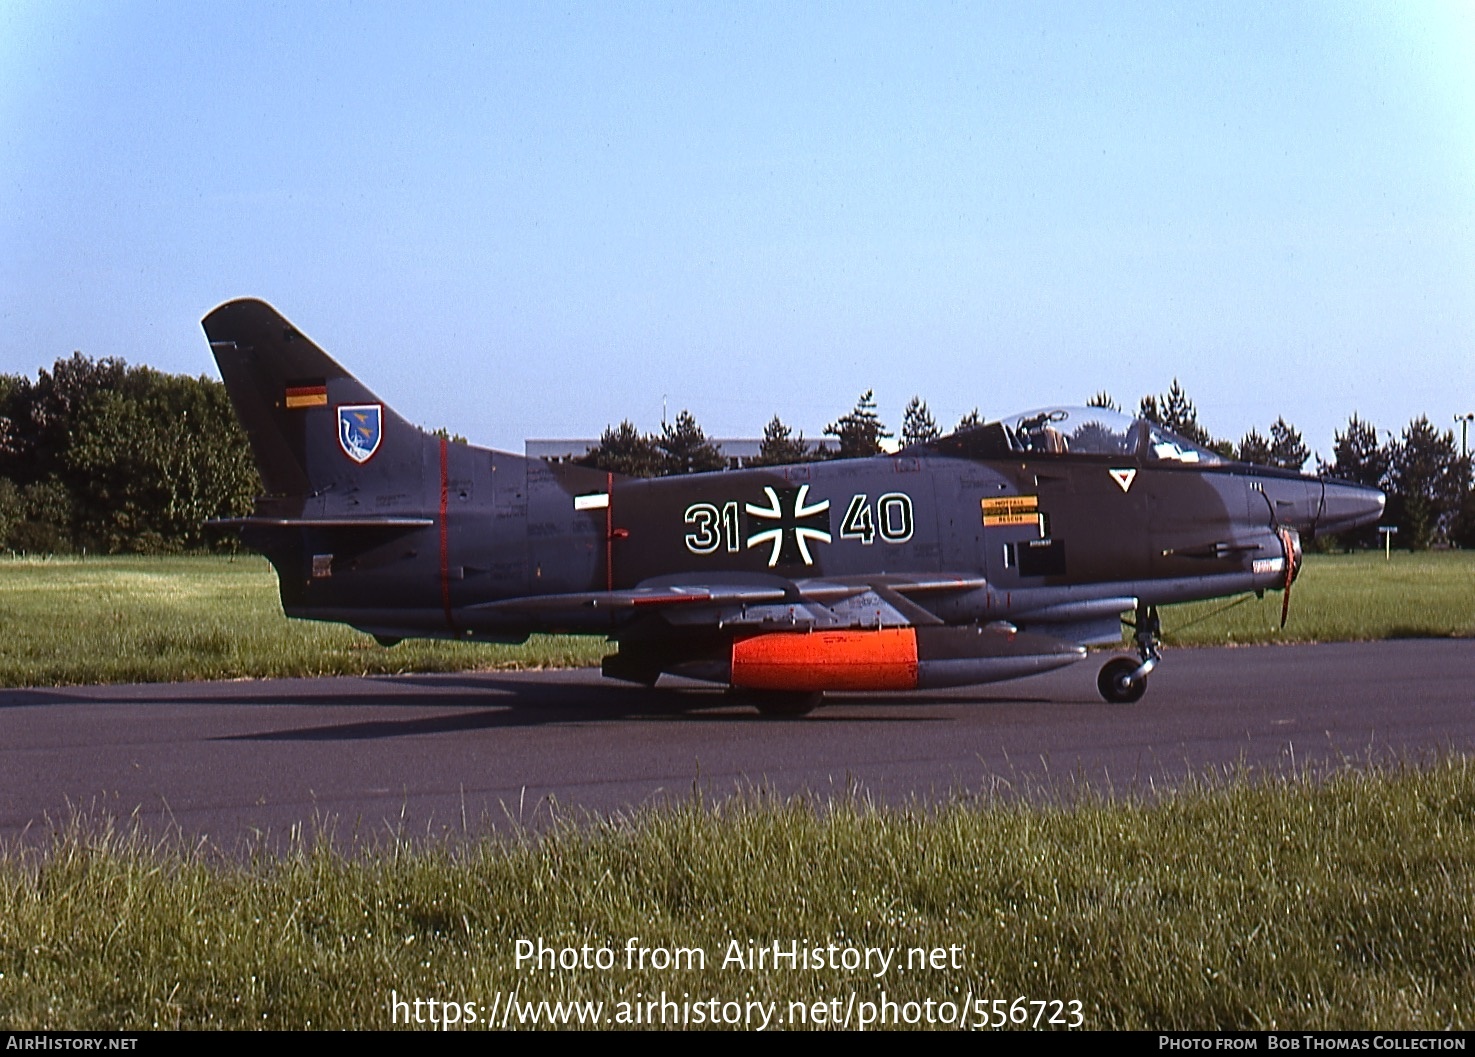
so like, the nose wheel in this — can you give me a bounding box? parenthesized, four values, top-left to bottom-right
(1098, 603, 1161, 704)
(1098, 657, 1147, 703)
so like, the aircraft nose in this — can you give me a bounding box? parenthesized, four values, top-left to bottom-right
(1317, 478, 1386, 537)
(1250, 474, 1385, 538)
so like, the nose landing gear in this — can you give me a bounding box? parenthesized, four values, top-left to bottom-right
(1098, 602, 1161, 704)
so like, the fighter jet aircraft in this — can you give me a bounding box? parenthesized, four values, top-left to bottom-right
(204, 299, 1385, 713)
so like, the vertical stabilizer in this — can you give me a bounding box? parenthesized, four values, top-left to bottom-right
(203, 298, 430, 514)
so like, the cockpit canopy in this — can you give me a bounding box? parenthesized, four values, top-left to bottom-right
(923, 406, 1225, 465)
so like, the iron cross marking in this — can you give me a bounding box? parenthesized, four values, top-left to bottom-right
(745, 485, 832, 567)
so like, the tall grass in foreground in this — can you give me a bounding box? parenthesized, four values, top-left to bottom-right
(0, 551, 1470, 687)
(3, 760, 1472, 1030)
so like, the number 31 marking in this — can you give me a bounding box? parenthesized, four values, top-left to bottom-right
(683, 500, 741, 554)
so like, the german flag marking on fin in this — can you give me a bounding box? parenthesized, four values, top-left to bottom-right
(284, 381, 328, 409)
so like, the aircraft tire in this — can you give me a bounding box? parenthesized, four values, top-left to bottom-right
(740, 690, 822, 717)
(1097, 657, 1147, 704)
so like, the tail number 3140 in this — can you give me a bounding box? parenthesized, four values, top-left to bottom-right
(683, 492, 913, 555)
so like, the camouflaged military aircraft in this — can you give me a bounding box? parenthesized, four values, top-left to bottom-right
(205, 298, 1386, 714)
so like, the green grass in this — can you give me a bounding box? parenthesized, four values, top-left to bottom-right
(0, 554, 604, 686)
(1163, 550, 1475, 646)
(3, 760, 1472, 1030)
(0, 551, 1470, 687)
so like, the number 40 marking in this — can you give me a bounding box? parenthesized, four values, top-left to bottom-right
(840, 492, 914, 545)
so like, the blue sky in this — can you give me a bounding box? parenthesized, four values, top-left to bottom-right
(2, 1, 1472, 459)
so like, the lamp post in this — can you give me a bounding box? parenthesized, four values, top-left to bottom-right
(1457, 413, 1474, 494)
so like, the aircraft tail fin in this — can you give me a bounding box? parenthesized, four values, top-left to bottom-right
(203, 298, 430, 503)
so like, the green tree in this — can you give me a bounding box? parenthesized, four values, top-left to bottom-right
(63, 370, 258, 552)
(0, 476, 19, 547)
(0, 353, 127, 493)
(1324, 414, 1388, 489)
(1451, 489, 1475, 549)
(1318, 413, 1390, 549)
(5, 478, 74, 553)
(1269, 417, 1309, 471)
(825, 391, 890, 458)
(0, 356, 259, 553)
(953, 408, 983, 432)
(749, 415, 811, 467)
(578, 421, 664, 478)
(1139, 379, 1213, 447)
(658, 410, 726, 475)
(1237, 429, 1273, 466)
(1237, 418, 1308, 471)
(1086, 391, 1119, 412)
(1388, 417, 1465, 549)
(900, 396, 940, 447)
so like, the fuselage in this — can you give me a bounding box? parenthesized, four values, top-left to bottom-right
(257, 435, 1381, 645)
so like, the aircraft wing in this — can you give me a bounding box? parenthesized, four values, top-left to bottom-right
(469, 572, 1083, 692)
(468, 573, 987, 630)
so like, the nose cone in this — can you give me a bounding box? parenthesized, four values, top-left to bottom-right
(1317, 478, 1386, 537)
(1250, 473, 1385, 537)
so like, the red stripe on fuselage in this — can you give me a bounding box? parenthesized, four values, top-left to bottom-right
(605, 471, 614, 591)
(439, 436, 455, 632)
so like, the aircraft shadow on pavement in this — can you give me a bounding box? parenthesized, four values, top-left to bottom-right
(0, 673, 1075, 742)
(232, 679, 1086, 739)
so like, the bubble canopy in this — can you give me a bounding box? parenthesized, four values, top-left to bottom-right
(924, 406, 1226, 465)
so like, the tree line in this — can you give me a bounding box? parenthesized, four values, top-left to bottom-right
(0, 354, 257, 553)
(0, 354, 1468, 553)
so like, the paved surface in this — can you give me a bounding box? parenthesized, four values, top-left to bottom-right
(2, 640, 1470, 847)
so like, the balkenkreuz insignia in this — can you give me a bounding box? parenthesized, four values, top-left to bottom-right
(745, 484, 831, 566)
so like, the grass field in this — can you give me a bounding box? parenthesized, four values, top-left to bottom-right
(0, 554, 605, 687)
(0, 551, 1470, 687)
(3, 760, 1471, 1030)
(1163, 549, 1475, 646)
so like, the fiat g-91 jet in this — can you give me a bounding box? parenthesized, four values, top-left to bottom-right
(205, 299, 1385, 713)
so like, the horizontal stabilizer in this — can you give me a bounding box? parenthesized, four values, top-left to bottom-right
(209, 517, 434, 530)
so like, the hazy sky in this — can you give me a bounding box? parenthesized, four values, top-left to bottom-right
(2, 1, 1472, 459)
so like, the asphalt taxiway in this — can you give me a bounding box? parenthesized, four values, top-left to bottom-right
(2, 639, 1470, 847)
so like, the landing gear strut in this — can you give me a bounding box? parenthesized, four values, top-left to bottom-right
(1098, 603, 1161, 704)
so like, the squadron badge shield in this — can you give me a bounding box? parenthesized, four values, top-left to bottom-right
(337, 404, 383, 463)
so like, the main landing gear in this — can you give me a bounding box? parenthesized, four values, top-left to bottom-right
(1097, 602, 1161, 704)
(728, 689, 823, 717)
